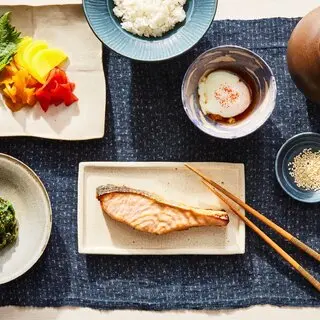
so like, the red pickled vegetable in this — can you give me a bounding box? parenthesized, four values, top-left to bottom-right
(35, 67, 78, 112)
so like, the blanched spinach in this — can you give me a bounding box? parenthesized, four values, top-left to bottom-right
(0, 197, 18, 250)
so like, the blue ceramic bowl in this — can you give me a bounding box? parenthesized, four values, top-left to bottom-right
(181, 46, 277, 139)
(83, 0, 217, 61)
(275, 132, 320, 203)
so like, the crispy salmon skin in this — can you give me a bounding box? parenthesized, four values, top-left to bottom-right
(97, 184, 229, 235)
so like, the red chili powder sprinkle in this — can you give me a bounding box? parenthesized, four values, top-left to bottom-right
(214, 84, 240, 108)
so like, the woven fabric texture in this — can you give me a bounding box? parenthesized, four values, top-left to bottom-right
(0, 18, 319, 309)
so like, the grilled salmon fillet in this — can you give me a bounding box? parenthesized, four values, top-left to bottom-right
(97, 184, 229, 235)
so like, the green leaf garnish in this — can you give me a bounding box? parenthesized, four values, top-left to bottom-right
(0, 12, 21, 72)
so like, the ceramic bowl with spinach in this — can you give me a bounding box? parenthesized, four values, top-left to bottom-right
(0, 154, 52, 284)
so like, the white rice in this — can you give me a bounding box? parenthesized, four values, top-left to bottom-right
(113, 0, 187, 38)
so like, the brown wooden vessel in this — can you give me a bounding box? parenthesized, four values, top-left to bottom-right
(287, 7, 320, 103)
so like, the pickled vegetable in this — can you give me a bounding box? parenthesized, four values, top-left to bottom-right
(31, 48, 67, 83)
(14, 36, 32, 68)
(0, 61, 39, 111)
(35, 67, 78, 112)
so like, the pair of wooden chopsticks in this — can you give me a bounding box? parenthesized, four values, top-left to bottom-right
(185, 164, 320, 292)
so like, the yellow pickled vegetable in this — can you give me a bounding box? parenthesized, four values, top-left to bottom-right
(31, 48, 67, 83)
(22, 40, 48, 81)
(14, 36, 33, 68)
(12, 37, 68, 83)
(23, 40, 48, 68)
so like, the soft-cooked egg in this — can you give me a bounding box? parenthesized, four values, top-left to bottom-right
(198, 70, 252, 118)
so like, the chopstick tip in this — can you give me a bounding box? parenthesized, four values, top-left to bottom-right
(184, 163, 196, 172)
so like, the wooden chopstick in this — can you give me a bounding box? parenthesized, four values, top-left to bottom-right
(201, 179, 320, 292)
(185, 164, 320, 262)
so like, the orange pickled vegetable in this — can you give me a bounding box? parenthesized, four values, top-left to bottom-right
(0, 61, 39, 111)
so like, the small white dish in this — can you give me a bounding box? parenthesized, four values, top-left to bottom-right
(78, 162, 245, 255)
(0, 154, 52, 284)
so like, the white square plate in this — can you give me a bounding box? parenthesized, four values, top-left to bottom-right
(0, 5, 105, 140)
(78, 162, 245, 255)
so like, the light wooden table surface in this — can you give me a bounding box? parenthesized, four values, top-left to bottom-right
(0, 0, 319, 319)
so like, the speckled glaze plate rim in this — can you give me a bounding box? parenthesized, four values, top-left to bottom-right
(82, 0, 218, 62)
(0, 153, 52, 284)
(181, 45, 277, 139)
(275, 132, 320, 203)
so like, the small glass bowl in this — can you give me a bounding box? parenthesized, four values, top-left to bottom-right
(181, 45, 277, 139)
(275, 132, 320, 203)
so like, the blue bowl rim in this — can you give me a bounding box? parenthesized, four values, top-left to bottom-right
(82, 0, 218, 62)
(275, 132, 320, 203)
(181, 45, 277, 139)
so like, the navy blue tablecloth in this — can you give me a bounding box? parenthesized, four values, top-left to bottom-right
(0, 18, 319, 309)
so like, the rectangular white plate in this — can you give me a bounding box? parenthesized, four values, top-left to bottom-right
(0, 5, 105, 140)
(78, 162, 246, 255)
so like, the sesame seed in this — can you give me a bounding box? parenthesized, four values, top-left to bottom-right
(288, 148, 320, 191)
